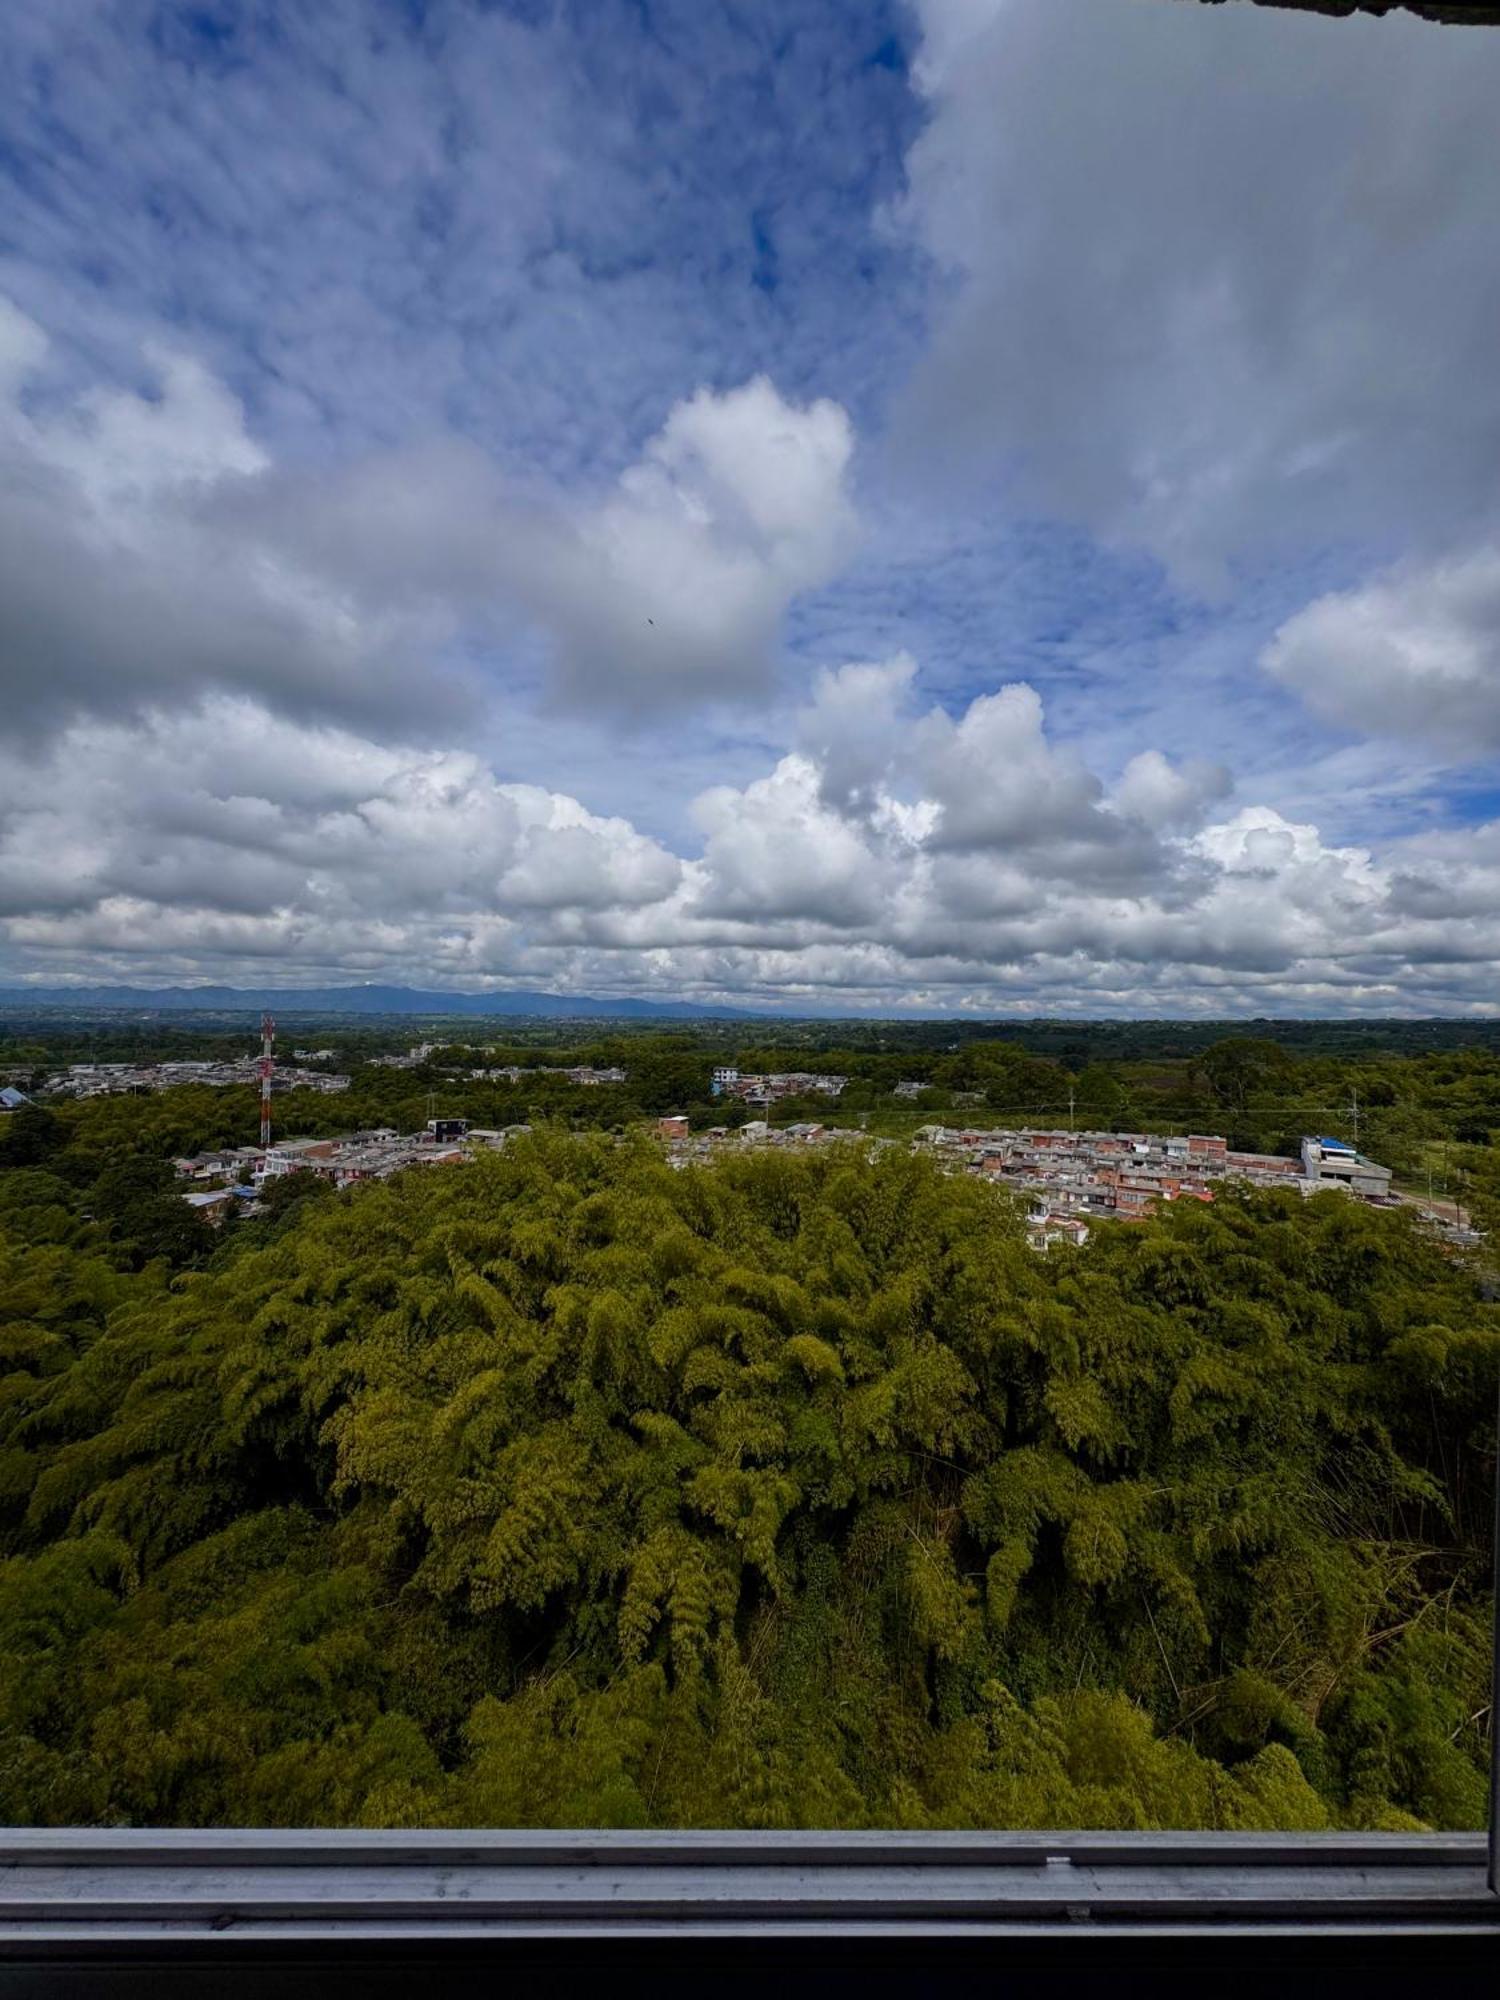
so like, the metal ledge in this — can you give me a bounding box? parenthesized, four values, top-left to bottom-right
(2, 1829, 1495, 1947)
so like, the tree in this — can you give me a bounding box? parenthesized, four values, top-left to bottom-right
(255, 1169, 336, 1225)
(1073, 1066, 1127, 1123)
(1200, 1038, 1297, 1115)
(1, 1105, 62, 1169)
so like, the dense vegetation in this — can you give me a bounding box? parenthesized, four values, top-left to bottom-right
(1, 1122, 1494, 1830)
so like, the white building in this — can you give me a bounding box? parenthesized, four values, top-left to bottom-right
(1299, 1136, 1393, 1198)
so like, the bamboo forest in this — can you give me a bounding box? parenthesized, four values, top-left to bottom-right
(2, 1108, 1496, 1831)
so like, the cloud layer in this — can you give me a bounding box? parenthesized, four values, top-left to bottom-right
(4, 0, 1500, 1014)
(5, 666, 1500, 1016)
(899, 0, 1500, 583)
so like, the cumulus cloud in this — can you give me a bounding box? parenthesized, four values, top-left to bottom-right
(691, 754, 892, 927)
(795, 655, 919, 814)
(1264, 547, 1500, 752)
(509, 377, 858, 709)
(0, 700, 681, 978)
(222, 374, 858, 715)
(1385, 818, 1500, 926)
(7, 676, 1499, 1015)
(915, 684, 1105, 850)
(0, 302, 477, 739)
(1111, 751, 1232, 832)
(897, 0, 1500, 583)
(0, 300, 857, 738)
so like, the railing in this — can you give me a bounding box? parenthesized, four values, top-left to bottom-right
(1492, 1376, 1500, 1895)
(1, 1390, 1495, 1967)
(0, 1828, 1495, 1948)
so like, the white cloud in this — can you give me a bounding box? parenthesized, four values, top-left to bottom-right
(0, 302, 473, 739)
(916, 683, 1104, 849)
(8, 676, 1500, 1015)
(691, 754, 891, 927)
(1264, 547, 1500, 752)
(218, 375, 860, 718)
(795, 654, 919, 814)
(0, 301, 858, 738)
(515, 376, 858, 709)
(1111, 750, 1231, 832)
(0, 700, 681, 964)
(22, 348, 269, 512)
(897, 0, 1500, 584)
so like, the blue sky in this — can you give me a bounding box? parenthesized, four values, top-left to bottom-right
(3, 0, 1500, 1013)
(4, 3, 922, 464)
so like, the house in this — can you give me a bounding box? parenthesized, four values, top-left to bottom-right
(1026, 1209, 1090, 1252)
(182, 1188, 242, 1227)
(464, 1126, 530, 1151)
(257, 1139, 338, 1180)
(1299, 1136, 1393, 1199)
(0, 1086, 30, 1113)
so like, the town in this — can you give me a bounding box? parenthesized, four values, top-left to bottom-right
(172, 1116, 531, 1220)
(368, 1043, 626, 1084)
(167, 1103, 1481, 1255)
(38, 1057, 351, 1099)
(656, 1115, 1475, 1250)
(906, 1122, 1420, 1247)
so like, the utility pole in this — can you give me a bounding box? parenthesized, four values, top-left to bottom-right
(1348, 1086, 1360, 1153)
(1068, 1082, 1076, 1134)
(258, 1013, 275, 1150)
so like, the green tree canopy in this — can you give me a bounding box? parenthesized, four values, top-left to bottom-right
(0, 1133, 1494, 1831)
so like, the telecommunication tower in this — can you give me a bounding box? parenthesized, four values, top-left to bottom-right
(258, 1012, 275, 1149)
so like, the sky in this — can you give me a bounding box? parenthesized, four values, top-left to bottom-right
(3, 0, 1500, 1016)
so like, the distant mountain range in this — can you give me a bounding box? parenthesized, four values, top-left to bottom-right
(0, 983, 759, 1020)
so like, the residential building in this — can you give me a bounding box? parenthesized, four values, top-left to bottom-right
(711, 1071, 847, 1105)
(1299, 1135, 1394, 1198)
(181, 1187, 253, 1227)
(913, 1124, 1393, 1227)
(43, 1059, 349, 1098)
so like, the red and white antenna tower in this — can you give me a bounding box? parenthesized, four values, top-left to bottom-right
(258, 1011, 275, 1149)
